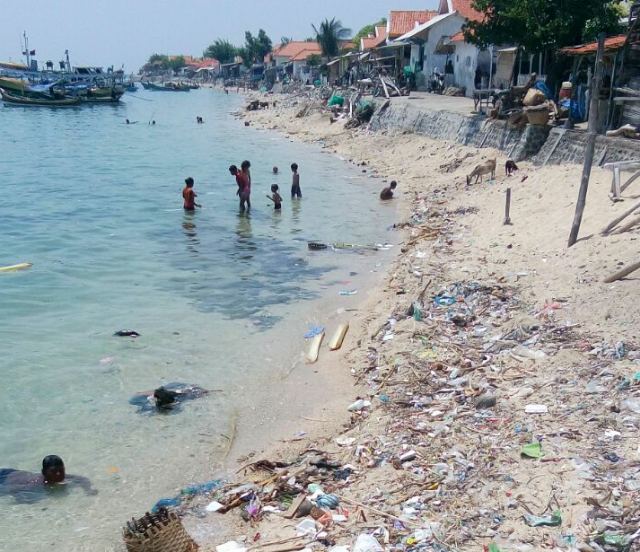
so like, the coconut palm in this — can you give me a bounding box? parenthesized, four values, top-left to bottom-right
(312, 18, 351, 58)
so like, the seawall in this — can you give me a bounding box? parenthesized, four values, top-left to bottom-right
(370, 100, 640, 166)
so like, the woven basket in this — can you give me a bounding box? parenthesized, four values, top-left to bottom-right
(524, 103, 550, 126)
(123, 508, 199, 552)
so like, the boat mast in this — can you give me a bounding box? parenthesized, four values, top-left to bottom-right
(23, 31, 30, 68)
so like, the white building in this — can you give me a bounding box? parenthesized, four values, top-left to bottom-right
(395, 0, 491, 96)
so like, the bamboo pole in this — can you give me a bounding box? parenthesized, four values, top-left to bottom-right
(568, 34, 606, 248)
(601, 199, 640, 235)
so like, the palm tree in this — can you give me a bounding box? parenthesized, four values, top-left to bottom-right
(312, 18, 351, 58)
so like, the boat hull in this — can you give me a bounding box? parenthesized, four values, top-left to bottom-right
(0, 88, 81, 107)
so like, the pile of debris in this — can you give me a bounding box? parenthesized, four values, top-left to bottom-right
(135, 143, 640, 552)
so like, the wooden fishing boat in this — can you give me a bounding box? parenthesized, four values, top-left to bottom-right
(0, 88, 81, 106)
(142, 81, 190, 91)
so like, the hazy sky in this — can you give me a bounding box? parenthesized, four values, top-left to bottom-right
(1, 0, 437, 72)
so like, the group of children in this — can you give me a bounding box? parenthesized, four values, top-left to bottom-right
(181, 162, 302, 213)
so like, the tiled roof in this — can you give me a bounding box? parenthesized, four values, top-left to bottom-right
(362, 35, 386, 50)
(362, 26, 388, 50)
(290, 49, 322, 62)
(188, 58, 220, 69)
(451, 0, 483, 22)
(272, 41, 322, 60)
(388, 10, 438, 38)
(559, 35, 626, 55)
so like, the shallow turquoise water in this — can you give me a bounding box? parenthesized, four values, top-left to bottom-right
(0, 89, 394, 550)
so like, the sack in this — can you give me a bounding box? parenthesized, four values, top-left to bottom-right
(123, 508, 198, 552)
(523, 88, 546, 107)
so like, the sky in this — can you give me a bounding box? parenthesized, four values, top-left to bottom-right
(1, 0, 437, 72)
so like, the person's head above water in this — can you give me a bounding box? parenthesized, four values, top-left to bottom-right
(153, 387, 178, 409)
(390, 180, 397, 189)
(291, 163, 298, 173)
(272, 166, 278, 174)
(185, 177, 194, 188)
(241, 160, 251, 171)
(42, 455, 65, 484)
(271, 184, 279, 193)
(229, 165, 238, 176)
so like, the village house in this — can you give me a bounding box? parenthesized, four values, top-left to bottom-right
(360, 25, 388, 52)
(392, 0, 487, 95)
(266, 41, 323, 81)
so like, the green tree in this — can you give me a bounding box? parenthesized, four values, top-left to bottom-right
(203, 39, 237, 64)
(242, 29, 273, 65)
(464, 0, 624, 53)
(312, 18, 352, 58)
(280, 36, 293, 45)
(353, 18, 387, 47)
(146, 53, 171, 70)
(237, 47, 251, 68)
(168, 55, 186, 72)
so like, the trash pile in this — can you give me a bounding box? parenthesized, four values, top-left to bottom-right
(162, 109, 640, 552)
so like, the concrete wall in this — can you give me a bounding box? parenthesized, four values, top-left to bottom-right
(369, 102, 640, 165)
(370, 101, 550, 162)
(534, 128, 640, 166)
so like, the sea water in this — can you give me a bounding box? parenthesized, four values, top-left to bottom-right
(0, 89, 395, 551)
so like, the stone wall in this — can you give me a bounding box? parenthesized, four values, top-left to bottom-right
(534, 128, 640, 166)
(369, 101, 640, 166)
(370, 102, 550, 162)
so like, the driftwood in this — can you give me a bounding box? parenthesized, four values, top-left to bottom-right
(379, 76, 390, 99)
(601, 199, 640, 235)
(604, 261, 640, 283)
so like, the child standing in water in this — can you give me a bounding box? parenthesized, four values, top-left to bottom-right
(182, 177, 201, 211)
(291, 163, 302, 198)
(267, 184, 282, 210)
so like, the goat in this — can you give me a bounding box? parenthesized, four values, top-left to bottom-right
(466, 158, 496, 185)
(505, 159, 519, 176)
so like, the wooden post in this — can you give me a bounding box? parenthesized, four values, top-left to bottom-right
(568, 34, 606, 248)
(604, 260, 640, 283)
(504, 187, 512, 225)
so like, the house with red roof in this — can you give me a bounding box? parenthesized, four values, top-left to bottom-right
(436, 0, 495, 94)
(267, 41, 324, 80)
(360, 25, 389, 52)
(387, 11, 438, 40)
(390, 0, 490, 95)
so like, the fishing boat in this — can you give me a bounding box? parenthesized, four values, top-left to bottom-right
(0, 88, 80, 107)
(141, 81, 191, 91)
(0, 33, 126, 105)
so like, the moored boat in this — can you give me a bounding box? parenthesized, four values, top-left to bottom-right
(0, 88, 81, 107)
(142, 81, 191, 91)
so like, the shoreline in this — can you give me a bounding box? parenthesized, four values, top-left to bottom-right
(151, 93, 640, 551)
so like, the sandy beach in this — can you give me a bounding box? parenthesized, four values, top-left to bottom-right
(149, 94, 640, 552)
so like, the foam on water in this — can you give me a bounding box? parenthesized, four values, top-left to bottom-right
(0, 89, 395, 550)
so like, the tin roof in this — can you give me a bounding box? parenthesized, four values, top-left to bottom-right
(559, 35, 627, 55)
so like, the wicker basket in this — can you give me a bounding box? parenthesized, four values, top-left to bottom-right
(123, 508, 199, 552)
(524, 103, 550, 126)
